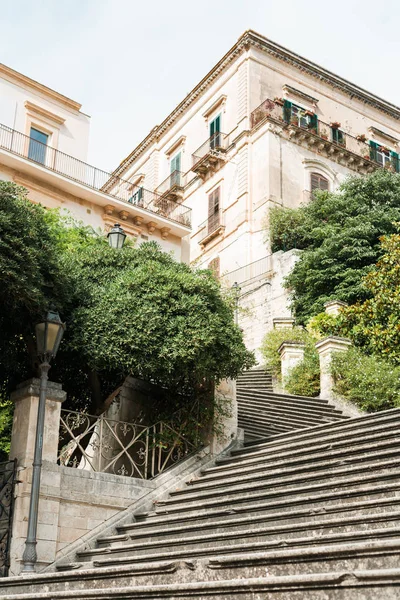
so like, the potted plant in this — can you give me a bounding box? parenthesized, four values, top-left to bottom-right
(321, 133, 328, 140)
(330, 121, 341, 129)
(357, 134, 367, 143)
(305, 110, 314, 117)
(274, 97, 285, 106)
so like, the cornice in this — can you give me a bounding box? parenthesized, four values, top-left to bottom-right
(0, 63, 82, 112)
(110, 29, 400, 180)
(24, 101, 66, 125)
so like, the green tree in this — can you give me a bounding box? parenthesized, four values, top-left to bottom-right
(268, 170, 400, 323)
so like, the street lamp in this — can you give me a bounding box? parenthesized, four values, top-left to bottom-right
(22, 308, 65, 573)
(232, 281, 241, 325)
(107, 223, 126, 249)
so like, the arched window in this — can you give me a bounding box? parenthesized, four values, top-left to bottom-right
(311, 172, 329, 193)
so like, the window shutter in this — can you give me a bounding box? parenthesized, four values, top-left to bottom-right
(283, 100, 292, 123)
(208, 188, 220, 232)
(390, 151, 399, 173)
(311, 173, 329, 193)
(309, 113, 318, 132)
(369, 141, 378, 162)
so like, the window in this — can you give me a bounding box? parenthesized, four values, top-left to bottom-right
(332, 128, 345, 147)
(283, 100, 318, 132)
(311, 172, 329, 193)
(28, 127, 48, 165)
(170, 152, 181, 187)
(208, 187, 220, 234)
(369, 141, 399, 172)
(209, 114, 221, 149)
(128, 186, 143, 206)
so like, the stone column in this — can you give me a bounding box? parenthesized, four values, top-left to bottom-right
(278, 342, 305, 392)
(9, 379, 66, 575)
(324, 300, 348, 316)
(315, 336, 352, 399)
(210, 378, 239, 455)
(273, 317, 295, 329)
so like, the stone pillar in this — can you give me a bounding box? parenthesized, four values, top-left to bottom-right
(211, 378, 239, 455)
(278, 342, 305, 391)
(9, 379, 66, 575)
(315, 336, 352, 399)
(273, 317, 295, 329)
(324, 300, 348, 316)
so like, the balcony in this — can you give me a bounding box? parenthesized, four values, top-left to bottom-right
(192, 132, 229, 179)
(198, 212, 225, 248)
(155, 170, 186, 202)
(250, 98, 399, 175)
(0, 123, 192, 229)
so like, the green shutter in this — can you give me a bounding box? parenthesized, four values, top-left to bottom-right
(369, 141, 378, 162)
(283, 100, 292, 123)
(309, 113, 318, 133)
(210, 115, 221, 137)
(391, 151, 399, 173)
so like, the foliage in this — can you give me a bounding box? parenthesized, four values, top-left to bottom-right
(335, 233, 400, 366)
(306, 312, 343, 338)
(0, 399, 13, 462)
(267, 170, 400, 323)
(331, 347, 400, 411)
(285, 352, 320, 397)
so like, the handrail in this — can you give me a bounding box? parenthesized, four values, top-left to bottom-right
(192, 132, 229, 168)
(0, 123, 192, 228)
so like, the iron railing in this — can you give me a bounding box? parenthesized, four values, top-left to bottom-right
(198, 211, 224, 245)
(155, 170, 187, 197)
(58, 407, 202, 480)
(192, 132, 229, 169)
(250, 98, 400, 172)
(221, 255, 273, 287)
(0, 123, 192, 228)
(0, 460, 17, 577)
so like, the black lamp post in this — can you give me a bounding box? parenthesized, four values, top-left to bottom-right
(107, 223, 126, 249)
(232, 282, 241, 325)
(22, 308, 65, 573)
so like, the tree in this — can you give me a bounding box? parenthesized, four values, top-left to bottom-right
(268, 170, 400, 323)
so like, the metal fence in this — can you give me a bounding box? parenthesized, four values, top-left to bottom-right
(192, 132, 229, 168)
(0, 123, 192, 228)
(221, 255, 273, 287)
(155, 170, 187, 197)
(0, 460, 17, 577)
(58, 407, 202, 480)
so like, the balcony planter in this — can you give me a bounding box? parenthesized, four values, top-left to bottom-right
(305, 110, 315, 117)
(330, 122, 341, 129)
(274, 97, 285, 106)
(290, 116, 298, 125)
(321, 134, 328, 140)
(357, 134, 367, 142)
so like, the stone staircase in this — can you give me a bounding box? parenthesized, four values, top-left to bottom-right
(3, 407, 400, 598)
(237, 367, 348, 441)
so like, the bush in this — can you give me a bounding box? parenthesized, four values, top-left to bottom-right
(286, 353, 320, 397)
(261, 327, 313, 377)
(331, 347, 400, 411)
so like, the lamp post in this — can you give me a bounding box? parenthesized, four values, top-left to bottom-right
(22, 308, 65, 573)
(107, 223, 126, 249)
(232, 282, 241, 325)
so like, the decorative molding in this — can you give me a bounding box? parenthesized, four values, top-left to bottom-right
(109, 30, 400, 181)
(160, 227, 171, 239)
(282, 84, 319, 107)
(202, 95, 227, 120)
(0, 63, 82, 111)
(119, 210, 129, 221)
(24, 101, 65, 125)
(147, 221, 157, 234)
(165, 135, 186, 157)
(368, 126, 399, 147)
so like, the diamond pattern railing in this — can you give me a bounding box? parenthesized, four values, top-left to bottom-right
(0, 460, 17, 577)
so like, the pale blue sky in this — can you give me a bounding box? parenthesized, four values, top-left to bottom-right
(0, 0, 398, 171)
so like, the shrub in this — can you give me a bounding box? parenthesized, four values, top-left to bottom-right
(261, 326, 317, 379)
(330, 347, 400, 411)
(286, 353, 320, 397)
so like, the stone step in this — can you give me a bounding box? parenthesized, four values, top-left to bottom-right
(238, 411, 327, 431)
(124, 481, 400, 531)
(167, 455, 400, 500)
(99, 496, 400, 546)
(77, 517, 400, 563)
(154, 468, 400, 515)
(229, 409, 400, 458)
(237, 391, 342, 413)
(208, 426, 400, 475)
(238, 401, 342, 422)
(239, 388, 331, 404)
(237, 394, 345, 417)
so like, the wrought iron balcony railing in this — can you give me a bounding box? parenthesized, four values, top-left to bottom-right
(221, 255, 273, 287)
(198, 211, 225, 246)
(250, 98, 400, 173)
(155, 170, 187, 199)
(0, 123, 192, 228)
(192, 132, 229, 172)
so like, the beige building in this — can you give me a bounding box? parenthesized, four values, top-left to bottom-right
(108, 29, 400, 357)
(0, 63, 191, 261)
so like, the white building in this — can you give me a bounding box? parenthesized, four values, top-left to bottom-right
(0, 63, 191, 261)
(108, 29, 400, 357)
